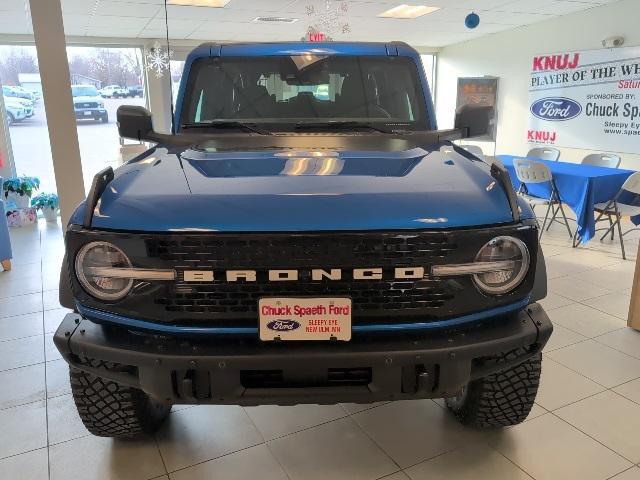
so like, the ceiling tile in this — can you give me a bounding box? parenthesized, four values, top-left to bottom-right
(89, 14, 151, 28)
(94, 1, 162, 17)
(0, 0, 28, 12)
(0, 22, 32, 34)
(61, 0, 97, 15)
(0, 0, 620, 48)
(89, 27, 145, 37)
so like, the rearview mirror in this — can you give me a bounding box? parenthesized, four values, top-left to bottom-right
(117, 105, 154, 141)
(454, 104, 495, 139)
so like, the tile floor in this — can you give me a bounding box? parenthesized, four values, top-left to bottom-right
(1, 218, 640, 480)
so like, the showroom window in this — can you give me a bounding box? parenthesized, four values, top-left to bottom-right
(0, 45, 147, 193)
(66, 46, 146, 192)
(0, 45, 56, 193)
(171, 60, 186, 107)
(421, 54, 436, 102)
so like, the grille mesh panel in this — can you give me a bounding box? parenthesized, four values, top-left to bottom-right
(146, 233, 458, 322)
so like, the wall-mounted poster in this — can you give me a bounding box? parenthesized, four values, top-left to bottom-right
(456, 77, 499, 140)
(529, 46, 640, 153)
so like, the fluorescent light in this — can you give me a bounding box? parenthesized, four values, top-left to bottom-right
(253, 16, 299, 24)
(168, 0, 231, 7)
(378, 4, 440, 18)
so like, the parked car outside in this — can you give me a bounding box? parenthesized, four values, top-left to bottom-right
(127, 85, 144, 98)
(3, 85, 35, 102)
(11, 97, 34, 117)
(12, 86, 38, 102)
(3, 96, 28, 125)
(99, 85, 128, 98)
(71, 84, 108, 123)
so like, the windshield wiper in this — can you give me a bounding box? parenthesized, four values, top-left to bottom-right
(181, 121, 272, 135)
(294, 121, 394, 134)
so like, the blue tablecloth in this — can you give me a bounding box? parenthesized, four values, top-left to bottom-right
(498, 155, 636, 242)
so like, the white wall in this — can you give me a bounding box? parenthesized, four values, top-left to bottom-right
(435, 0, 640, 168)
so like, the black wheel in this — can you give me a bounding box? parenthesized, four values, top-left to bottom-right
(6, 112, 14, 126)
(446, 351, 541, 428)
(100, 114, 108, 123)
(70, 363, 171, 438)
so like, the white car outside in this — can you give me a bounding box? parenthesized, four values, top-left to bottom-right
(11, 97, 34, 117)
(3, 96, 27, 125)
(99, 85, 128, 98)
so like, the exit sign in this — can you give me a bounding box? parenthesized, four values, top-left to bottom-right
(307, 32, 326, 42)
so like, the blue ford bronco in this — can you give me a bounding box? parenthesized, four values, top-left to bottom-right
(55, 41, 552, 438)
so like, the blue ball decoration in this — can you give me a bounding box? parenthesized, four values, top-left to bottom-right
(465, 12, 480, 29)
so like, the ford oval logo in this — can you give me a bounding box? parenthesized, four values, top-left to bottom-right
(267, 319, 301, 331)
(530, 97, 581, 121)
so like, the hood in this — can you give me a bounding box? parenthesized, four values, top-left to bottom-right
(79, 141, 515, 232)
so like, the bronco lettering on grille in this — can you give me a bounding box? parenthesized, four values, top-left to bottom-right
(182, 267, 427, 282)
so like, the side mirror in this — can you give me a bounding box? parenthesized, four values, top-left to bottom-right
(117, 105, 154, 141)
(454, 104, 495, 139)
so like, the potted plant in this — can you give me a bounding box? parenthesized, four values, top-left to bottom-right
(31, 192, 59, 222)
(2, 176, 40, 209)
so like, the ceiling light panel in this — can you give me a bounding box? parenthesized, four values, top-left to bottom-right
(254, 16, 299, 24)
(378, 4, 441, 19)
(168, 0, 231, 7)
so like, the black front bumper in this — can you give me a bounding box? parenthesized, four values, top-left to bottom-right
(54, 303, 552, 406)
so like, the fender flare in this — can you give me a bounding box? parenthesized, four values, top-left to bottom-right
(530, 245, 547, 303)
(59, 253, 75, 310)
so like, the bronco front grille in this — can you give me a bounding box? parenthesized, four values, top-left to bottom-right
(67, 226, 537, 330)
(146, 233, 457, 322)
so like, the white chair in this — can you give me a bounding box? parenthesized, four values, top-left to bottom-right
(593, 172, 640, 260)
(527, 147, 560, 161)
(461, 145, 484, 160)
(582, 153, 621, 168)
(513, 159, 573, 239)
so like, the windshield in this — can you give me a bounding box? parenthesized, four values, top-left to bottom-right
(180, 55, 428, 131)
(72, 86, 99, 97)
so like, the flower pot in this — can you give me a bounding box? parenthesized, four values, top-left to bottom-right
(43, 208, 59, 223)
(5, 192, 30, 210)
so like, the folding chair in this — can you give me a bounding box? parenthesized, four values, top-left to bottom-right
(513, 159, 573, 239)
(592, 172, 640, 260)
(527, 147, 560, 161)
(581, 153, 621, 168)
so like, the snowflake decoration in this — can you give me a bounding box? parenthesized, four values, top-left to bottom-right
(305, 0, 350, 39)
(144, 41, 173, 78)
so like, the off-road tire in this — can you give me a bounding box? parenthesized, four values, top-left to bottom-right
(446, 352, 542, 428)
(70, 364, 171, 438)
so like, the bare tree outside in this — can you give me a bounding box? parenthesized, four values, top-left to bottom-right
(0, 46, 38, 85)
(0, 45, 143, 88)
(67, 47, 143, 87)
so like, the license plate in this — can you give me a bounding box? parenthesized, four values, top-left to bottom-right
(84, 111, 92, 116)
(259, 297, 352, 341)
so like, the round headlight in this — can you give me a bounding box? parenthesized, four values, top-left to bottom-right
(75, 242, 133, 301)
(473, 236, 530, 295)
